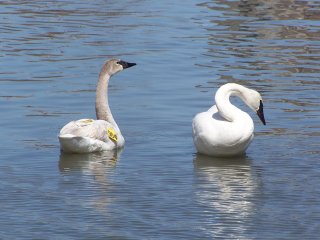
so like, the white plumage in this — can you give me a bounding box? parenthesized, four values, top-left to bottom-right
(59, 119, 124, 153)
(192, 83, 266, 157)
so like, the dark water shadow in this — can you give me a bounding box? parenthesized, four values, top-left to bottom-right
(193, 153, 252, 168)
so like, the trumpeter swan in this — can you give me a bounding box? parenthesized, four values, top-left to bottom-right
(59, 59, 136, 153)
(192, 83, 266, 157)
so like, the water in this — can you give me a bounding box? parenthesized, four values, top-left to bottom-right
(0, 0, 319, 239)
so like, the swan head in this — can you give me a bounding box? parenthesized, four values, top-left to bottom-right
(100, 59, 136, 76)
(256, 100, 266, 125)
(243, 89, 266, 125)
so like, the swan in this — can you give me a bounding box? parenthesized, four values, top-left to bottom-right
(58, 59, 136, 153)
(192, 83, 266, 157)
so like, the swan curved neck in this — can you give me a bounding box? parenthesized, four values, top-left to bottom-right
(214, 83, 248, 122)
(95, 73, 119, 130)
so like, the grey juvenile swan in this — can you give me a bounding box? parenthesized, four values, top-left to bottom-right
(59, 59, 136, 153)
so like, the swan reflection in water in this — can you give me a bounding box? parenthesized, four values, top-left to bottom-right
(193, 154, 262, 237)
(59, 150, 120, 175)
(59, 150, 122, 212)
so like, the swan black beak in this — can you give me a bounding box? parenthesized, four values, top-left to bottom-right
(256, 100, 266, 125)
(117, 60, 136, 69)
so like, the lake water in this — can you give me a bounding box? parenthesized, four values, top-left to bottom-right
(0, 0, 319, 239)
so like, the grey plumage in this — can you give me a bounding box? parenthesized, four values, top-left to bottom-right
(58, 59, 136, 153)
(60, 119, 114, 143)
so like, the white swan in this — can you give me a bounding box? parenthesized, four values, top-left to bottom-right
(58, 59, 136, 153)
(192, 83, 266, 157)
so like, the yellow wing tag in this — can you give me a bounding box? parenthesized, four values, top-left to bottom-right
(80, 119, 94, 124)
(107, 127, 118, 142)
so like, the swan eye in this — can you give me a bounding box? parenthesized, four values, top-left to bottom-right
(259, 100, 263, 109)
(117, 60, 126, 68)
(117, 60, 136, 69)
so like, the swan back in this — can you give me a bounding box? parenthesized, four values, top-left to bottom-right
(59, 119, 125, 153)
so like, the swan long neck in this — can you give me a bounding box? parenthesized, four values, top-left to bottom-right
(95, 72, 119, 130)
(214, 83, 248, 122)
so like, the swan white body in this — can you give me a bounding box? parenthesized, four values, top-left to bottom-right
(59, 59, 136, 153)
(192, 83, 266, 157)
(59, 119, 125, 153)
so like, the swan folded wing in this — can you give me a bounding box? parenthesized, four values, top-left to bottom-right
(59, 119, 112, 143)
(193, 112, 244, 147)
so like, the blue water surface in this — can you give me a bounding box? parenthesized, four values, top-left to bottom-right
(0, 0, 319, 239)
